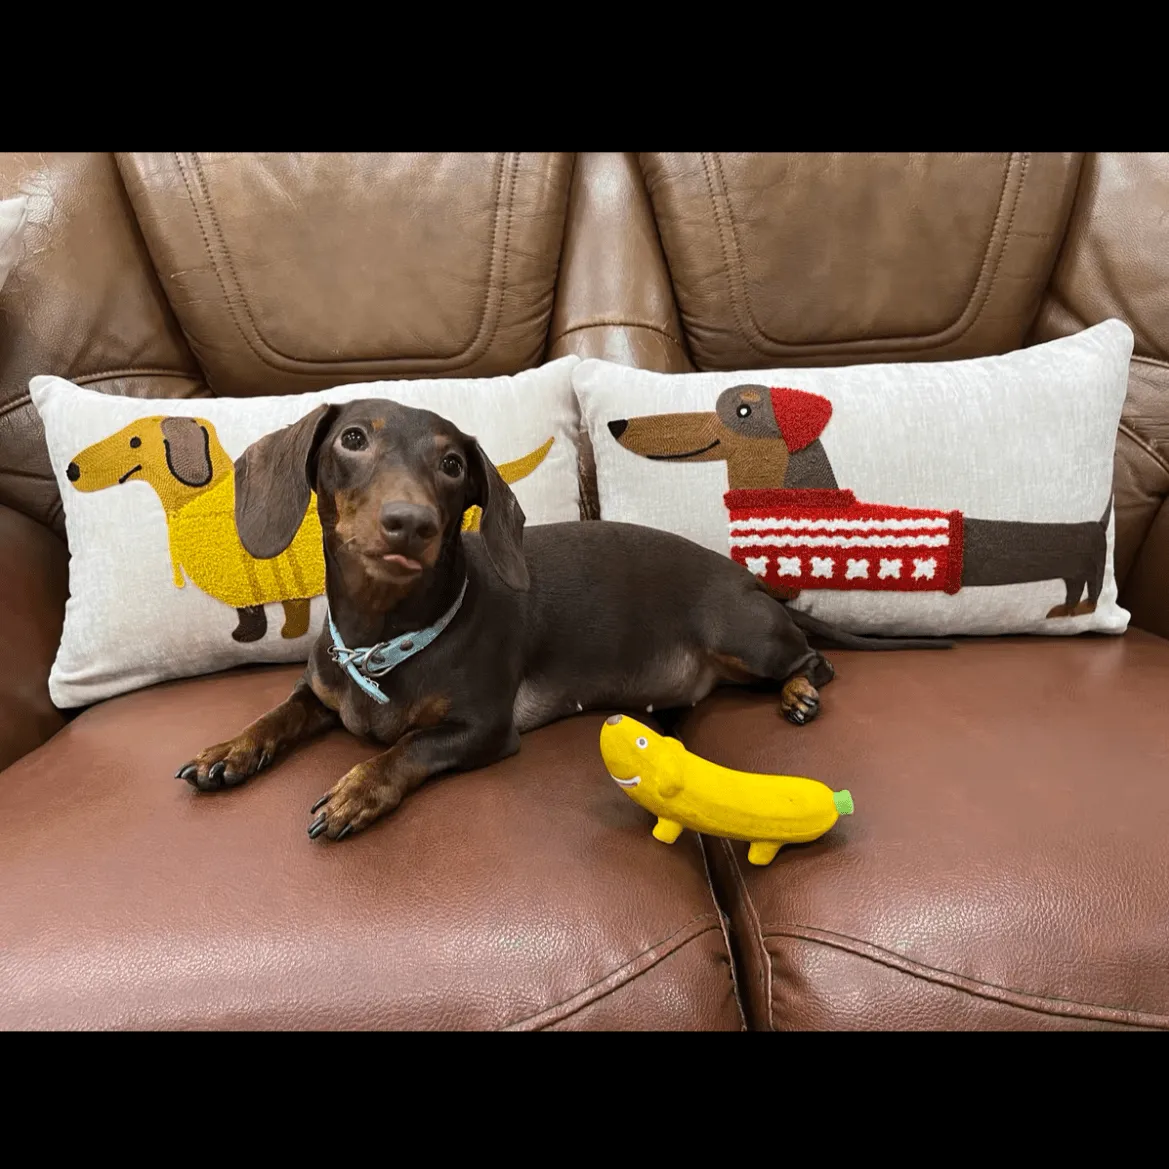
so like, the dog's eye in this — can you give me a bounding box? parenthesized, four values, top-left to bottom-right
(737, 404, 752, 418)
(340, 428, 367, 452)
(441, 454, 464, 478)
(636, 736, 648, 749)
(129, 436, 141, 449)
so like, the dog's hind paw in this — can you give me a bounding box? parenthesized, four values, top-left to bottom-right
(780, 676, 821, 726)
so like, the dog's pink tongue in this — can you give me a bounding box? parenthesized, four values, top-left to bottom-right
(384, 553, 422, 571)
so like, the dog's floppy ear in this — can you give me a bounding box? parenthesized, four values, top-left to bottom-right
(467, 438, 529, 591)
(161, 417, 214, 488)
(235, 404, 338, 560)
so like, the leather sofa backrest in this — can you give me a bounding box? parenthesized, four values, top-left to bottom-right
(0, 152, 575, 534)
(638, 151, 1082, 369)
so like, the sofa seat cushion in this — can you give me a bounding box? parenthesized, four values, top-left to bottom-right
(0, 666, 741, 1031)
(680, 631, 1169, 1031)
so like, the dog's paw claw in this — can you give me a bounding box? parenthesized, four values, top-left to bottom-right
(308, 813, 329, 840)
(336, 824, 354, 841)
(176, 764, 198, 783)
(310, 794, 330, 814)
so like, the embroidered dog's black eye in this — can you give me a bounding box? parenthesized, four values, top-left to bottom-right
(441, 454, 464, 479)
(737, 404, 752, 418)
(129, 436, 141, 448)
(340, 428, 367, 451)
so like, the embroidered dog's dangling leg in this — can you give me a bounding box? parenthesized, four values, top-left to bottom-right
(281, 598, 312, 639)
(233, 604, 267, 643)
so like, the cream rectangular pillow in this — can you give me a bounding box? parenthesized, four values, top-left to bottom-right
(33, 356, 582, 707)
(574, 321, 1132, 638)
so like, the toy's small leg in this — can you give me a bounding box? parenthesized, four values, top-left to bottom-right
(652, 817, 685, 844)
(747, 841, 782, 866)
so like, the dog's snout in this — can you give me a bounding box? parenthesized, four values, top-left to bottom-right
(608, 420, 628, 440)
(67, 462, 80, 482)
(380, 502, 439, 545)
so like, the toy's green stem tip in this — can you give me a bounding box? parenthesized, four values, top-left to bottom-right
(833, 790, 854, 816)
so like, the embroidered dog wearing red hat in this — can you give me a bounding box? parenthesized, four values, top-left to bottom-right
(607, 385, 1111, 619)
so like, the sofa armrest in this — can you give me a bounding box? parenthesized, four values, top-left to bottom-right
(0, 503, 68, 771)
(1121, 495, 1169, 640)
(548, 152, 692, 374)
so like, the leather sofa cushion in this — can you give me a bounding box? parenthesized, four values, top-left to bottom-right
(0, 665, 741, 1030)
(682, 631, 1169, 1030)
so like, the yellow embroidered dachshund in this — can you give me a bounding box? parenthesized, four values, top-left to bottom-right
(67, 417, 554, 645)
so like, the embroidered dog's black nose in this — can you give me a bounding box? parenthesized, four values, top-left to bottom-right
(66, 461, 80, 482)
(380, 502, 439, 545)
(608, 420, 628, 440)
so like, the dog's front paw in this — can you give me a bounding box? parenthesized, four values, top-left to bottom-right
(176, 734, 277, 792)
(780, 676, 821, 726)
(306, 761, 400, 842)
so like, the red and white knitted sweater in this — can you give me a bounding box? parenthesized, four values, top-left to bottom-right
(725, 489, 964, 594)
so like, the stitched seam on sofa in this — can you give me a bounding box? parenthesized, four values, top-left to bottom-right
(524, 925, 731, 1033)
(721, 836, 774, 1032)
(1119, 422, 1169, 482)
(73, 369, 203, 386)
(0, 394, 34, 424)
(961, 153, 1029, 338)
(699, 834, 748, 1030)
(0, 462, 57, 485)
(550, 320, 685, 347)
(498, 912, 721, 1031)
(707, 151, 1017, 355)
(1130, 354, 1169, 374)
(762, 924, 1169, 1029)
(1, 373, 206, 429)
(173, 152, 258, 377)
(699, 152, 753, 357)
(180, 152, 515, 373)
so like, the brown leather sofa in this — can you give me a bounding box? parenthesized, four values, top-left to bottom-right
(2, 153, 1166, 1030)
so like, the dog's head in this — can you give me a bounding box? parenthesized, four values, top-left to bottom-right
(234, 400, 529, 594)
(607, 385, 833, 490)
(66, 416, 227, 509)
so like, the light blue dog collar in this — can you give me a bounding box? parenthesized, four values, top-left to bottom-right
(327, 577, 468, 705)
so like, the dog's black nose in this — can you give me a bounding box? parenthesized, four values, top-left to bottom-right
(607, 419, 628, 440)
(66, 462, 80, 482)
(380, 502, 439, 546)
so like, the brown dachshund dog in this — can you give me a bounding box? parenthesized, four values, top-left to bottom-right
(610, 385, 1113, 618)
(177, 400, 945, 841)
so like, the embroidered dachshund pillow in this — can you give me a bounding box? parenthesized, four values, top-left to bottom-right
(32, 357, 583, 707)
(574, 320, 1133, 638)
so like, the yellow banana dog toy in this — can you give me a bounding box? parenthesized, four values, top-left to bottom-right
(599, 714, 853, 865)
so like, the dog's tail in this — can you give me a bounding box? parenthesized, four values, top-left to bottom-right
(1099, 496, 1114, 531)
(786, 606, 954, 652)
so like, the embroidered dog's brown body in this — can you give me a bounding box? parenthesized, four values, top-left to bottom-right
(609, 385, 1113, 619)
(177, 399, 945, 841)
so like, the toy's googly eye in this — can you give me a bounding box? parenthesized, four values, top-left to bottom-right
(636, 736, 648, 749)
(737, 404, 751, 417)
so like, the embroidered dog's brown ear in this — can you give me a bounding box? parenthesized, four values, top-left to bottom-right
(235, 405, 338, 560)
(161, 417, 213, 487)
(467, 438, 529, 591)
